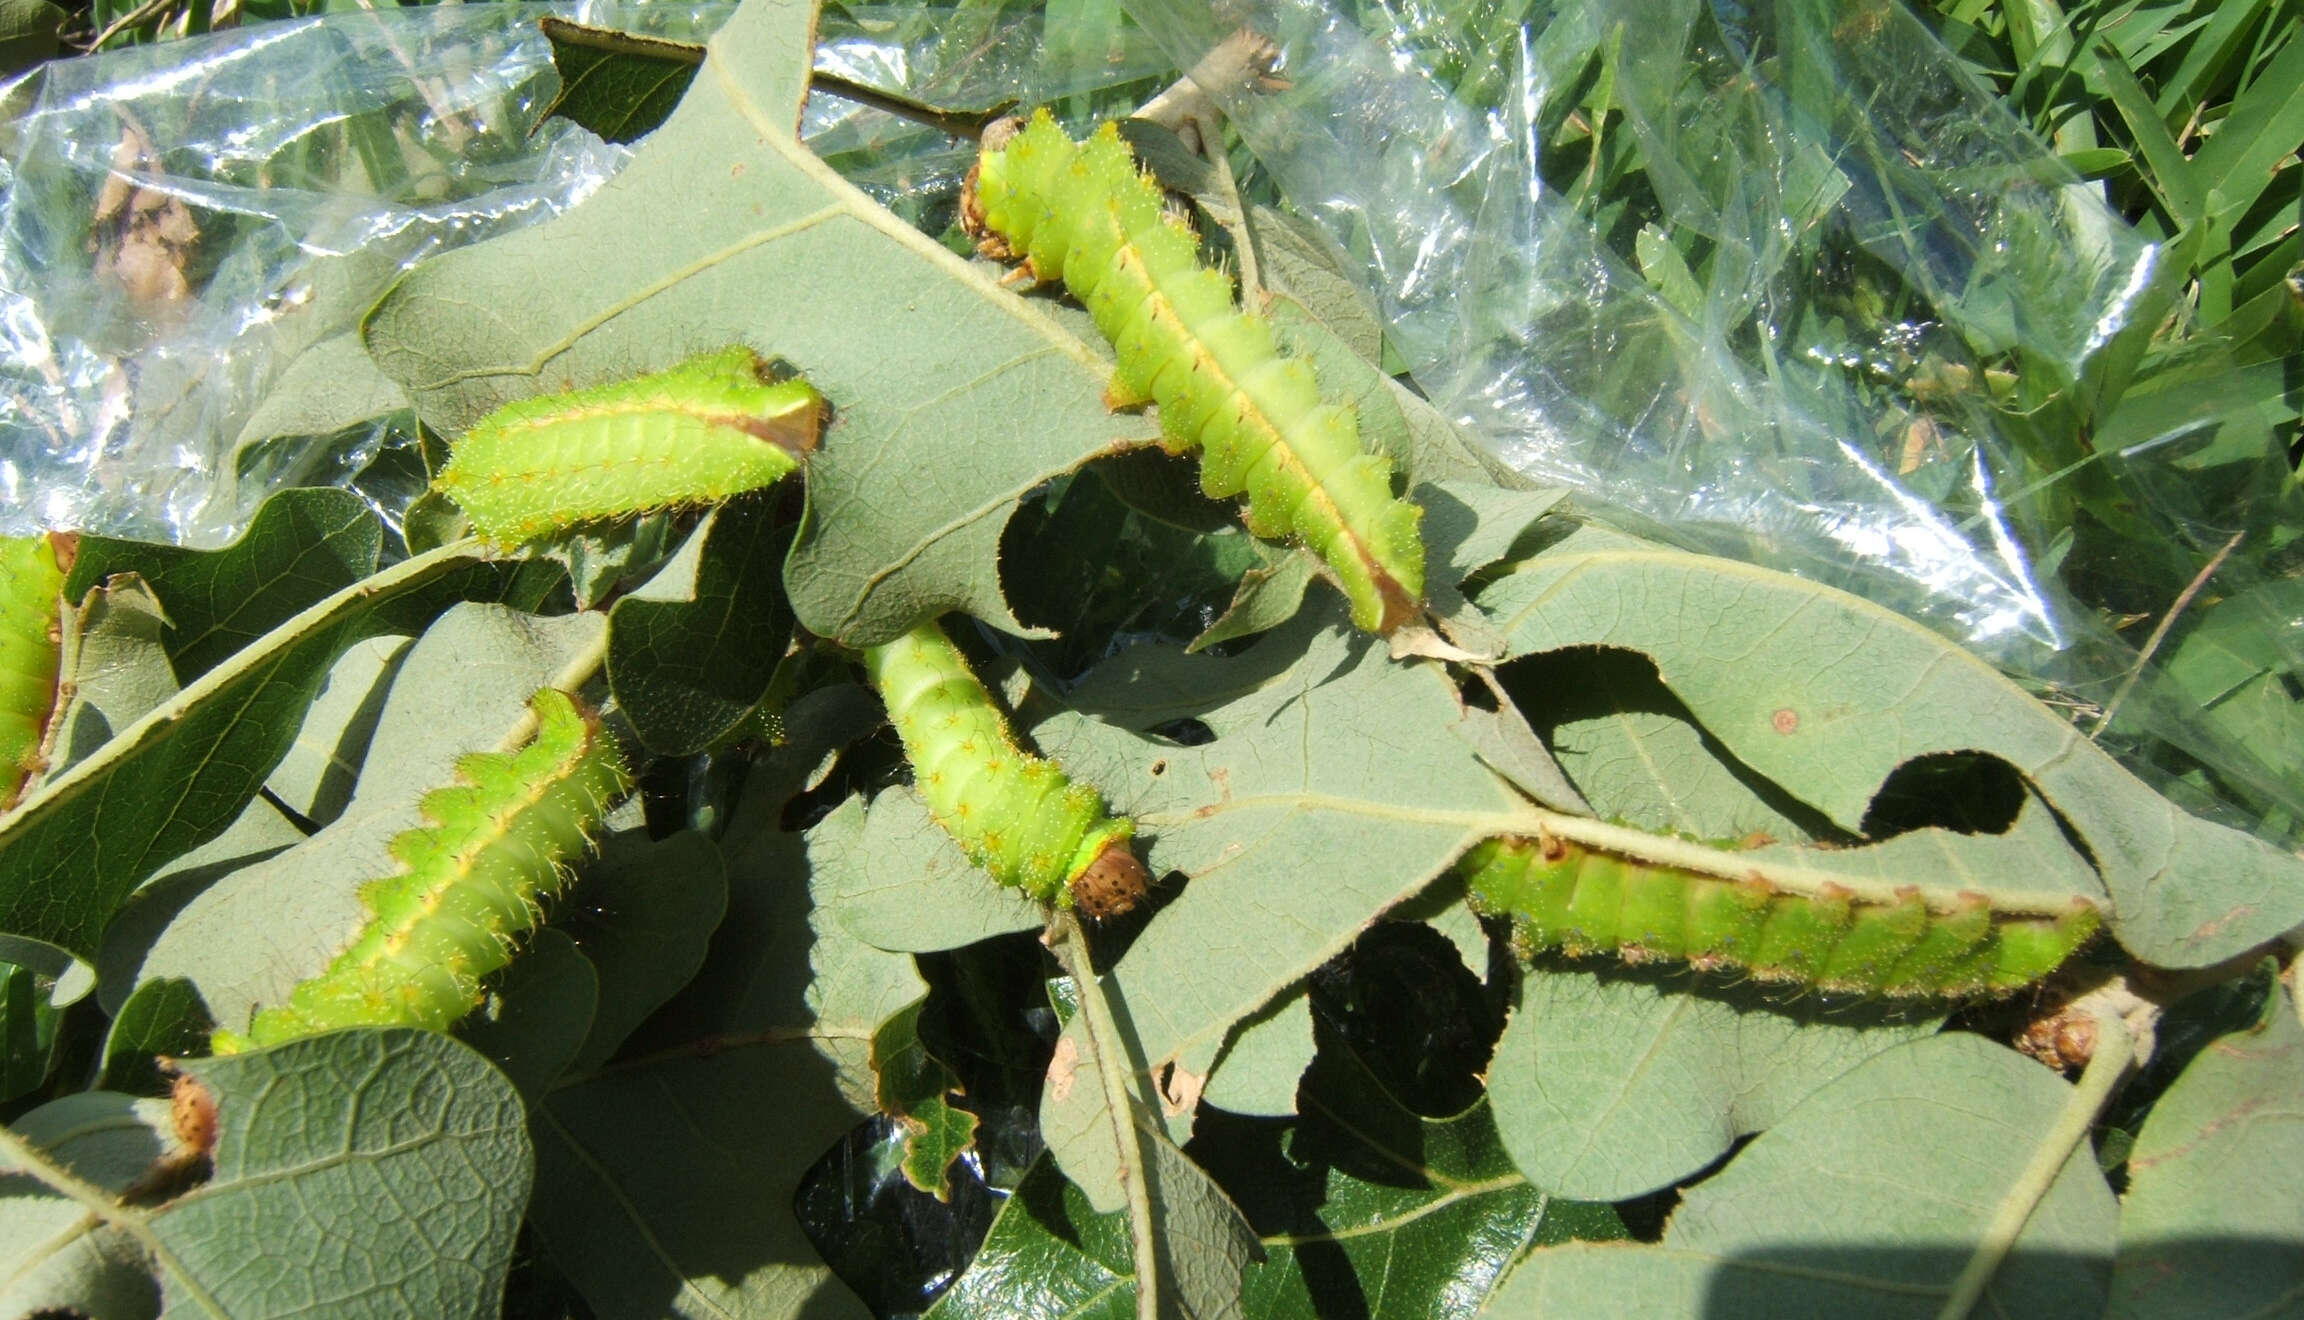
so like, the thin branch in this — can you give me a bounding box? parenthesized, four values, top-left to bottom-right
(2089, 529, 2244, 738)
(809, 70, 1011, 141)
(0, 1121, 228, 1317)
(1935, 1011, 2135, 1320)
(85, 0, 178, 50)
(1046, 909, 1159, 1320)
(1200, 125, 1263, 307)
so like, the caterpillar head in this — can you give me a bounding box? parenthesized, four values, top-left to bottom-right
(961, 114, 1031, 263)
(1069, 841, 1151, 919)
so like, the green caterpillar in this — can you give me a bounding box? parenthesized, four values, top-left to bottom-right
(434, 345, 824, 545)
(211, 687, 630, 1052)
(862, 618, 1148, 917)
(1461, 832, 2102, 997)
(965, 111, 1427, 635)
(0, 532, 70, 812)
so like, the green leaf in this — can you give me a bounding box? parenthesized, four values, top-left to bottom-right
(870, 999, 977, 1200)
(0, 0, 62, 77)
(938, 1037, 1597, 1318)
(157, 1031, 532, 1317)
(364, 0, 1161, 648)
(2, 1032, 531, 1318)
(1201, 990, 1312, 1118)
(1490, 1034, 2118, 1316)
(1040, 609, 1529, 1203)
(0, 1090, 171, 1318)
(2188, 28, 2304, 228)
(98, 977, 214, 1095)
(521, 686, 909, 1318)
(1489, 970, 1940, 1200)
(537, 15, 704, 144)
(0, 959, 62, 1104)
(462, 927, 600, 1101)
(44, 575, 179, 782)
(555, 829, 727, 1073)
(65, 487, 383, 683)
(1512, 645, 1814, 838)
(261, 633, 410, 827)
(2111, 982, 2304, 1317)
(927, 1160, 1134, 1320)
(1191, 546, 1317, 652)
(1477, 532, 2304, 967)
(231, 332, 412, 468)
(0, 530, 491, 964)
(608, 496, 795, 755)
(819, 785, 1046, 954)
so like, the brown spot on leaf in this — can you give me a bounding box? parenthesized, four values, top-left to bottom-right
(1771, 708, 1799, 735)
(1157, 1061, 1205, 1118)
(1047, 1034, 1080, 1103)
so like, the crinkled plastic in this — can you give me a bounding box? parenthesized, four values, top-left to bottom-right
(0, 2, 1172, 546)
(1118, 0, 2304, 827)
(0, 4, 644, 542)
(4, 1, 2294, 826)
(1121, 0, 2160, 657)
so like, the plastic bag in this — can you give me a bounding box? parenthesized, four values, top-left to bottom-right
(4, 0, 2293, 826)
(0, 1, 1171, 546)
(1118, 0, 2304, 827)
(1121, 0, 2161, 652)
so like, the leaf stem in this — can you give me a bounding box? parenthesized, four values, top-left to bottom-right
(1046, 909, 1159, 1320)
(1935, 1012, 2135, 1320)
(0, 1119, 227, 1317)
(493, 623, 614, 755)
(2087, 529, 2243, 739)
(1525, 804, 2102, 917)
(7, 536, 486, 825)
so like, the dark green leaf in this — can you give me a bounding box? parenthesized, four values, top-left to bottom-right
(608, 496, 795, 755)
(871, 999, 978, 1200)
(538, 15, 703, 145)
(65, 487, 382, 683)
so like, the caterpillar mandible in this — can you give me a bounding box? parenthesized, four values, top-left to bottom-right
(0, 532, 71, 812)
(211, 687, 630, 1052)
(1462, 832, 2101, 997)
(434, 345, 824, 545)
(964, 111, 1427, 635)
(863, 618, 1149, 918)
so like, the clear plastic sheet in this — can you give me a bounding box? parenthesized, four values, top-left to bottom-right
(1122, 0, 2163, 655)
(0, 3, 643, 542)
(1120, 0, 2304, 827)
(3, 1, 2292, 825)
(0, 2, 1174, 546)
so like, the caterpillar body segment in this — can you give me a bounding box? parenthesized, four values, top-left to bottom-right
(435, 346, 823, 545)
(1461, 832, 2101, 997)
(969, 112, 1426, 634)
(0, 533, 71, 810)
(863, 618, 1148, 918)
(211, 687, 630, 1053)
